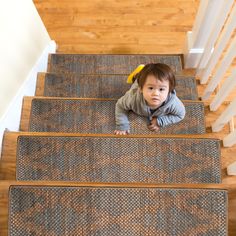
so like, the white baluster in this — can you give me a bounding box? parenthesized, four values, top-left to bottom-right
(212, 98, 236, 132)
(196, 0, 234, 74)
(184, 0, 225, 68)
(227, 160, 236, 175)
(210, 69, 236, 111)
(224, 129, 236, 147)
(201, 35, 236, 100)
(200, 4, 236, 84)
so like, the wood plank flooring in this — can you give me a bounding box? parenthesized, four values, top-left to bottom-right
(33, 0, 200, 54)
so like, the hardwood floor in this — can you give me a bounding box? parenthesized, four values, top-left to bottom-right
(33, 0, 200, 54)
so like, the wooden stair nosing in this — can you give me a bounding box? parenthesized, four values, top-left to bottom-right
(3, 130, 222, 140)
(1, 180, 233, 192)
(23, 96, 204, 102)
(35, 73, 46, 97)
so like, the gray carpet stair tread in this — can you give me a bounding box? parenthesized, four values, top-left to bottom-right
(9, 185, 228, 236)
(29, 98, 206, 134)
(48, 54, 182, 74)
(42, 73, 198, 100)
(17, 135, 221, 183)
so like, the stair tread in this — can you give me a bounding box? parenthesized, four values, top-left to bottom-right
(2, 132, 220, 181)
(14, 134, 221, 183)
(36, 73, 198, 100)
(9, 185, 227, 235)
(0, 131, 221, 180)
(21, 97, 206, 134)
(48, 53, 183, 74)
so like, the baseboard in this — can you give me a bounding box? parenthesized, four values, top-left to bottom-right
(0, 40, 57, 157)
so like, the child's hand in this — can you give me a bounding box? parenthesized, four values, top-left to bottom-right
(148, 117, 159, 132)
(114, 130, 130, 135)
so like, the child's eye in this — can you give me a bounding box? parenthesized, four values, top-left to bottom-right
(148, 87, 153, 90)
(160, 88, 166, 92)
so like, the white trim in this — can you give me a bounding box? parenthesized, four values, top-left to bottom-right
(189, 48, 204, 54)
(0, 40, 56, 157)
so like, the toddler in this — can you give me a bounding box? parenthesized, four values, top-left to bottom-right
(114, 63, 186, 135)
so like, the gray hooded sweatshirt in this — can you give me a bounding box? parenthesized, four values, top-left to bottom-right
(115, 80, 186, 131)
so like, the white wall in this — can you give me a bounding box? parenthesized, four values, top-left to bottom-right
(0, 0, 56, 155)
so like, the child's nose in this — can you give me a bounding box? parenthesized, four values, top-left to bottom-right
(153, 89, 159, 95)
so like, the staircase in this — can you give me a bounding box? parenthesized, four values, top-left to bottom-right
(0, 54, 233, 235)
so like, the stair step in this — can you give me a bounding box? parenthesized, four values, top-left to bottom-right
(47, 54, 183, 74)
(21, 97, 206, 134)
(36, 73, 198, 100)
(9, 185, 228, 236)
(12, 133, 221, 183)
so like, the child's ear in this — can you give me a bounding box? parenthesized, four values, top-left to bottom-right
(139, 87, 143, 93)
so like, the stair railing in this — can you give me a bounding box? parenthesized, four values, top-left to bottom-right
(184, 0, 236, 149)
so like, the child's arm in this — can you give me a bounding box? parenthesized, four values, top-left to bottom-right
(114, 95, 132, 135)
(147, 117, 160, 132)
(157, 99, 186, 127)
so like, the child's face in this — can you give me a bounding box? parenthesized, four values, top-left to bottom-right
(140, 75, 169, 109)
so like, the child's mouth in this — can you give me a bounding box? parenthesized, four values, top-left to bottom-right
(152, 98, 159, 102)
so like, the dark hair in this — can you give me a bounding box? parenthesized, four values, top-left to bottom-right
(134, 63, 176, 92)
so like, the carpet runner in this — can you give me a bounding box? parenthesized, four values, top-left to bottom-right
(28, 99, 205, 134)
(9, 185, 228, 236)
(41, 73, 198, 100)
(6, 53, 228, 235)
(16, 135, 221, 183)
(47, 54, 182, 74)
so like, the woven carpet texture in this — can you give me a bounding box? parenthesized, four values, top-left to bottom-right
(29, 99, 205, 134)
(43, 73, 198, 100)
(8, 53, 227, 235)
(16, 136, 221, 183)
(9, 186, 228, 236)
(48, 54, 182, 75)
